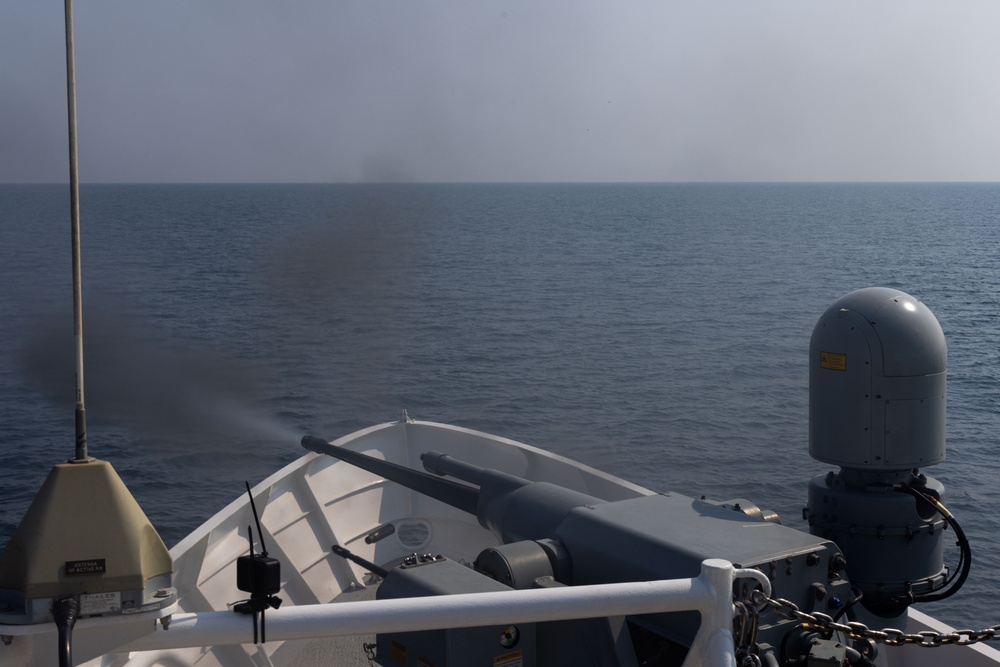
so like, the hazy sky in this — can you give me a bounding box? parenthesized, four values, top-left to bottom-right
(2, 2, 999, 183)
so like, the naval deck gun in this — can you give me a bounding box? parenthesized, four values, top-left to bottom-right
(302, 435, 855, 665)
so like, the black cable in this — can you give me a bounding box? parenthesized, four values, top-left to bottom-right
(896, 484, 971, 603)
(833, 587, 863, 622)
(52, 595, 80, 667)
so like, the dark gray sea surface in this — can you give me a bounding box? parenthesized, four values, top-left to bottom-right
(1, 183, 998, 629)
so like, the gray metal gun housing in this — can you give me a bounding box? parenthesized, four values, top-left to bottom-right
(301, 435, 852, 659)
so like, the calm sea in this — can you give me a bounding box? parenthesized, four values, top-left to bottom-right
(1, 183, 998, 629)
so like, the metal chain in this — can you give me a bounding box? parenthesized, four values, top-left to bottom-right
(752, 591, 1000, 648)
(734, 601, 763, 667)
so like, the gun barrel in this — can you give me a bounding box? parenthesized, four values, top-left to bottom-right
(301, 436, 480, 515)
(420, 450, 491, 485)
(332, 544, 390, 578)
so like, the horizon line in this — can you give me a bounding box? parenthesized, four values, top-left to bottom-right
(4, 180, 1000, 187)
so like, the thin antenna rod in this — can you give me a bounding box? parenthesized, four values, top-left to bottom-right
(246, 482, 268, 556)
(64, 0, 88, 462)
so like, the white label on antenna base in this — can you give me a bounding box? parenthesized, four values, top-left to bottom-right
(81, 591, 121, 616)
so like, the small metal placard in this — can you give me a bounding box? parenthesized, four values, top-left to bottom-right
(820, 351, 847, 371)
(493, 650, 524, 667)
(66, 559, 107, 575)
(81, 591, 121, 616)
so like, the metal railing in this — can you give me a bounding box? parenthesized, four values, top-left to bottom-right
(119, 559, 770, 667)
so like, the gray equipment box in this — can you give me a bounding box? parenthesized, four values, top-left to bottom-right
(376, 555, 536, 667)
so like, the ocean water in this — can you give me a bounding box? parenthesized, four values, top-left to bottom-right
(1, 183, 998, 630)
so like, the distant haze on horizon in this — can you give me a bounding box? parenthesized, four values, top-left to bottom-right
(3, 2, 999, 184)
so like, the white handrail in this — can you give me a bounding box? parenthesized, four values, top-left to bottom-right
(120, 559, 767, 667)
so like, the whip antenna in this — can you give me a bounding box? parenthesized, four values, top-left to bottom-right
(0, 1, 175, 657)
(246, 481, 269, 557)
(64, 0, 88, 463)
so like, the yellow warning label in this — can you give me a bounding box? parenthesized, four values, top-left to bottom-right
(493, 649, 523, 667)
(820, 351, 847, 371)
(390, 640, 408, 664)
